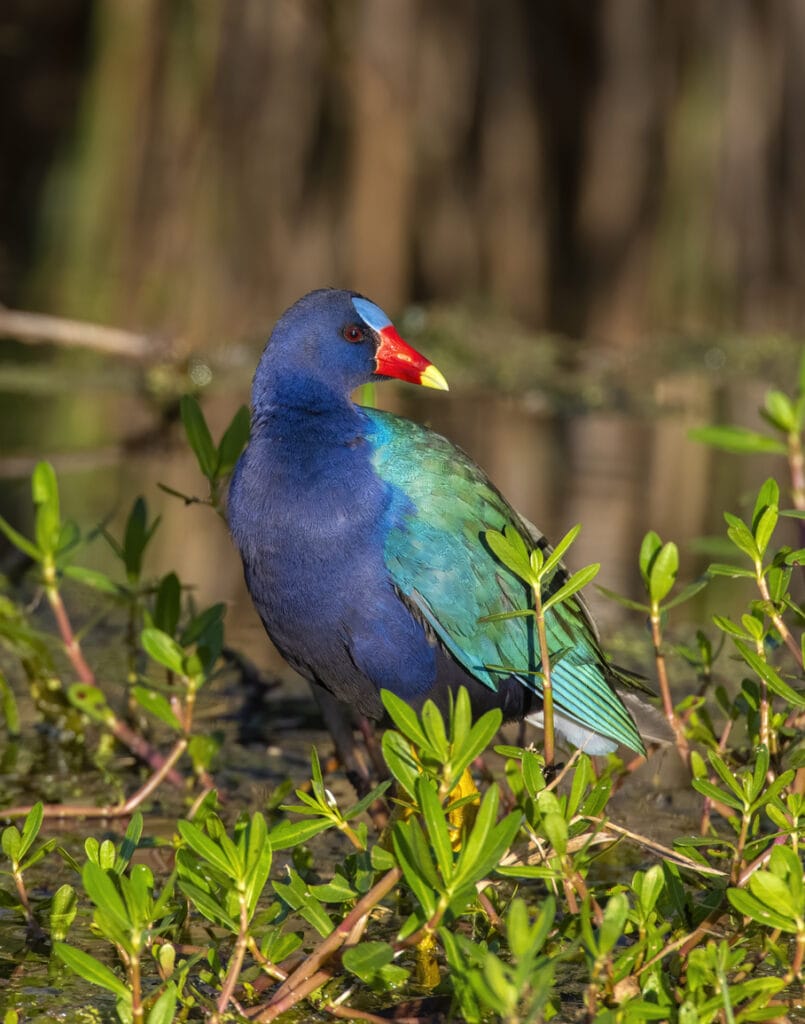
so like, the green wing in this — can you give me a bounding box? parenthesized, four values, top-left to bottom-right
(365, 408, 643, 751)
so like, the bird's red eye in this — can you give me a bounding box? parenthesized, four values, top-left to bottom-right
(343, 325, 363, 343)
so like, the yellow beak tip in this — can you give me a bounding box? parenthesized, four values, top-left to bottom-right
(420, 364, 449, 392)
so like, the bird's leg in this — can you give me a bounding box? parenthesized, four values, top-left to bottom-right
(311, 687, 371, 793)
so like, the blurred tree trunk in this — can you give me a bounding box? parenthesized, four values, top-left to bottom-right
(20, 0, 805, 346)
(576, 0, 673, 346)
(345, 0, 417, 311)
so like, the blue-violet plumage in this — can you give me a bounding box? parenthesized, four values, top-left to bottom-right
(229, 288, 650, 755)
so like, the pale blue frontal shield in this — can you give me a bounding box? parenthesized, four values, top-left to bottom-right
(352, 296, 392, 333)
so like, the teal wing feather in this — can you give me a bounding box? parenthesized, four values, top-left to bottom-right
(364, 408, 643, 751)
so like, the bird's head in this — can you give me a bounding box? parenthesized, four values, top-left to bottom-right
(253, 289, 448, 409)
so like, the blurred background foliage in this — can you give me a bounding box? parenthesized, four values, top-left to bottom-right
(3, 0, 805, 351)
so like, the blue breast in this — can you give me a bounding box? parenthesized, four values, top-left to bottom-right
(228, 406, 439, 719)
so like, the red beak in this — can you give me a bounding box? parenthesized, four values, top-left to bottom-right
(374, 326, 449, 390)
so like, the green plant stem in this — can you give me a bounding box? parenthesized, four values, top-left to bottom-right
(533, 587, 555, 766)
(753, 637, 771, 749)
(731, 811, 751, 885)
(128, 952, 143, 1024)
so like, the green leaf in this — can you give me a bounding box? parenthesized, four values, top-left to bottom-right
(116, 813, 144, 875)
(727, 888, 796, 932)
(724, 512, 760, 562)
(598, 892, 629, 956)
(688, 426, 787, 455)
(416, 776, 453, 881)
(147, 983, 178, 1024)
(180, 395, 217, 480)
(752, 478, 780, 524)
(734, 641, 805, 707)
(49, 884, 77, 941)
(392, 818, 441, 917)
(485, 527, 534, 584)
(0, 673, 20, 737)
(176, 876, 236, 932)
(449, 709, 503, 789)
(690, 778, 743, 812)
(82, 862, 131, 934)
(216, 405, 251, 477)
(639, 531, 663, 585)
(712, 615, 750, 640)
(543, 563, 599, 612)
(177, 820, 238, 881)
(663, 577, 709, 610)
(0, 513, 41, 561)
(456, 795, 520, 891)
(54, 943, 130, 999)
(632, 864, 664, 917)
(132, 687, 182, 731)
(753, 504, 778, 558)
(19, 802, 43, 861)
(67, 684, 114, 725)
(381, 728, 420, 796)
(706, 564, 756, 580)
(141, 628, 185, 675)
(595, 584, 649, 613)
(342, 940, 395, 982)
(2, 826, 21, 864)
(32, 461, 61, 556)
(180, 602, 225, 647)
(649, 541, 678, 605)
(541, 524, 581, 578)
(747, 871, 798, 923)
(122, 497, 160, 581)
(761, 390, 796, 433)
(541, 812, 568, 857)
(272, 871, 334, 937)
(154, 572, 181, 636)
(267, 818, 334, 850)
(62, 565, 119, 595)
(707, 752, 746, 803)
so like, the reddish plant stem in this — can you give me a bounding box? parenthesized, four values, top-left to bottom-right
(324, 1005, 391, 1024)
(650, 611, 689, 765)
(700, 718, 735, 835)
(755, 572, 803, 669)
(215, 896, 250, 1018)
(268, 867, 402, 1006)
(46, 584, 185, 787)
(2, 737, 188, 820)
(533, 593, 555, 767)
(251, 970, 332, 1022)
(45, 586, 96, 685)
